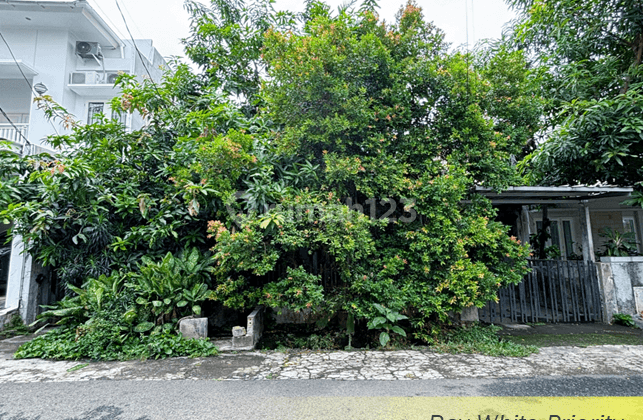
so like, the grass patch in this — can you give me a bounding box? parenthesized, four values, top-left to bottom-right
(0, 315, 32, 339)
(430, 324, 539, 357)
(504, 333, 643, 348)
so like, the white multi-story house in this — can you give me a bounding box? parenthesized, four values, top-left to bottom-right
(0, 0, 166, 323)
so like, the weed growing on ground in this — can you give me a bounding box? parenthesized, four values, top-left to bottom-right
(0, 315, 32, 339)
(431, 324, 539, 357)
(612, 313, 637, 328)
(14, 323, 218, 361)
(504, 332, 642, 347)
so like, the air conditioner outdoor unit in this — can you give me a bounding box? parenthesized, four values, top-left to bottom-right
(76, 41, 102, 59)
(70, 71, 101, 85)
(104, 72, 121, 84)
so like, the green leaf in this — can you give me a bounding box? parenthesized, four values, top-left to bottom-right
(67, 363, 89, 372)
(368, 316, 386, 329)
(391, 326, 406, 337)
(134, 322, 154, 333)
(136, 297, 148, 305)
(192, 305, 201, 316)
(122, 309, 137, 324)
(379, 332, 390, 347)
(372, 303, 386, 315)
(152, 301, 163, 307)
(176, 300, 188, 308)
(163, 298, 172, 305)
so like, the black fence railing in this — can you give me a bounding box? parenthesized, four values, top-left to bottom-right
(480, 259, 603, 324)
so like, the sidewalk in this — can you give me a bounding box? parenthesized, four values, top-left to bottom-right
(1, 333, 642, 383)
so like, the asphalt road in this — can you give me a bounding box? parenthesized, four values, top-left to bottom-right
(1, 376, 642, 420)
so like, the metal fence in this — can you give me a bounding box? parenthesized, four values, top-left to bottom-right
(480, 259, 603, 324)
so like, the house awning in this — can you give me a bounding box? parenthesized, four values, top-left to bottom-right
(475, 186, 634, 205)
(0, 60, 38, 79)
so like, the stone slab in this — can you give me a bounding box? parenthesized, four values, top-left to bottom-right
(179, 317, 208, 340)
(232, 326, 246, 337)
(502, 324, 532, 330)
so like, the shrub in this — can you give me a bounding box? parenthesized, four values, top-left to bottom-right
(15, 323, 218, 361)
(613, 313, 637, 328)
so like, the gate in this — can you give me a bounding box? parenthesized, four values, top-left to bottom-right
(480, 260, 603, 323)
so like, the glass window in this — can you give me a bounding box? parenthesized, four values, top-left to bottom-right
(536, 219, 573, 259)
(87, 102, 127, 126)
(624, 217, 636, 234)
(111, 109, 127, 125)
(623, 217, 639, 251)
(562, 220, 574, 258)
(87, 102, 105, 124)
(550, 220, 561, 251)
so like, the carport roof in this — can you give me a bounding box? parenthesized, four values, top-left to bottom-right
(475, 185, 634, 205)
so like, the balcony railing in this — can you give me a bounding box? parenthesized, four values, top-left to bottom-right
(0, 123, 29, 145)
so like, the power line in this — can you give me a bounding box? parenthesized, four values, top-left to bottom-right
(0, 30, 60, 137)
(119, 0, 145, 40)
(0, 105, 31, 147)
(91, 1, 129, 41)
(114, 0, 173, 119)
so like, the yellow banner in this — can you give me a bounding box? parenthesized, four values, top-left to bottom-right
(270, 397, 643, 420)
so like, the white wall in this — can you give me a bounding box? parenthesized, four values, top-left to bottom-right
(0, 80, 32, 115)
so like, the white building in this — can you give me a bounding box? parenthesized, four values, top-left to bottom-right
(0, 0, 166, 322)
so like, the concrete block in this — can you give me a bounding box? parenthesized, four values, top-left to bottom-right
(231, 306, 265, 350)
(232, 334, 254, 348)
(0, 307, 18, 330)
(179, 317, 208, 339)
(247, 306, 264, 343)
(634, 287, 643, 315)
(272, 307, 319, 324)
(596, 262, 618, 323)
(460, 307, 479, 323)
(232, 326, 246, 337)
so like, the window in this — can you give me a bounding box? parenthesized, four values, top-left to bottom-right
(623, 216, 639, 251)
(536, 218, 576, 259)
(87, 102, 104, 124)
(86, 102, 127, 126)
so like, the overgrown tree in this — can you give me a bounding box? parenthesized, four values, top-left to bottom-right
(1, 0, 541, 345)
(511, 0, 643, 187)
(202, 1, 536, 340)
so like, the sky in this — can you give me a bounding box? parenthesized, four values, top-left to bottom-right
(90, 0, 518, 59)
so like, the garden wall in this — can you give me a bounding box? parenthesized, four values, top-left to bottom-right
(595, 256, 643, 323)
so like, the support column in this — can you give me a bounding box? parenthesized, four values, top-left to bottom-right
(579, 201, 595, 263)
(519, 205, 532, 246)
(634, 210, 643, 254)
(5, 236, 26, 310)
(5, 235, 39, 323)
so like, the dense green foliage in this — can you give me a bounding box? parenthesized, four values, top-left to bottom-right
(367, 303, 408, 347)
(15, 325, 218, 361)
(511, 0, 643, 188)
(35, 250, 215, 334)
(597, 227, 639, 257)
(612, 313, 637, 328)
(201, 1, 535, 340)
(0, 0, 541, 354)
